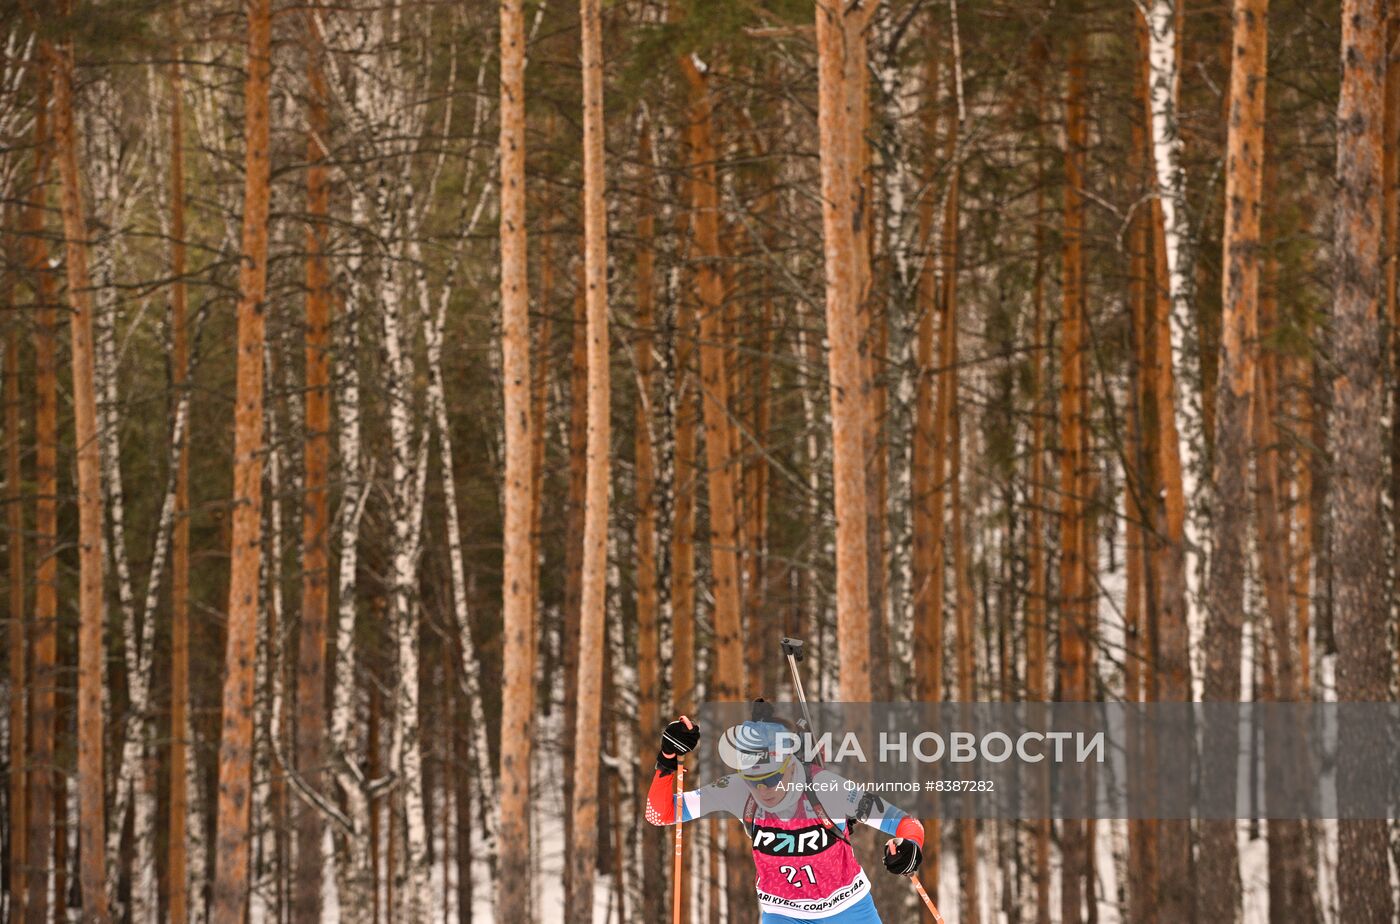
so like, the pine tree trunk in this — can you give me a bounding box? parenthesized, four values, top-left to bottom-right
(1331, 0, 1395, 919)
(5, 267, 25, 924)
(48, 27, 110, 922)
(1024, 37, 1051, 924)
(168, 16, 192, 922)
(1059, 21, 1089, 922)
(1137, 10, 1195, 918)
(210, 0, 272, 917)
(680, 59, 744, 703)
(633, 118, 666, 924)
(1126, 50, 1160, 922)
(1387, 10, 1400, 686)
(1198, 0, 1267, 916)
(567, 0, 610, 909)
(815, 0, 875, 702)
(497, 0, 535, 913)
(563, 275, 588, 842)
(671, 270, 697, 711)
(669, 218, 698, 920)
(950, 329, 980, 924)
(911, 30, 941, 717)
(24, 69, 56, 924)
(294, 7, 332, 919)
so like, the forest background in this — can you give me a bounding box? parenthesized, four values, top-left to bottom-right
(0, 0, 1397, 922)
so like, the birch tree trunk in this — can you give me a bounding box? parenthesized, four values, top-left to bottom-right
(815, 0, 875, 703)
(1144, 0, 1204, 598)
(328, 25, 372, 920)
(498, 0, 535, 914)
(380, 219, 431, 924)
(211, 0, 272, 916)
(330, 237, 370, 924)
(568, 0, 610, 908)
(1330, 0, 1395, 919)
(1199, 0, 1268, 916)
(48, 27, 110, 922)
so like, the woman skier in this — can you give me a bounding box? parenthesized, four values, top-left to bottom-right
(645, 704, 925, 923)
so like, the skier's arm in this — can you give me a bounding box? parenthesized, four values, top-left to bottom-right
(812, 770, 926, 875)
(645, 715, 742, 826)
(813, 770, 924, 845)
(644, 769, 743, 826)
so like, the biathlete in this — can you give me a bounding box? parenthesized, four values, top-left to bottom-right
(645, 704, 925, 923)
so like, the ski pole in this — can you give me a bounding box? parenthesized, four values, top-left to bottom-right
(910, 873, 946, 923)
(779, 636, 817, 734)
(672, 762, 686, 923)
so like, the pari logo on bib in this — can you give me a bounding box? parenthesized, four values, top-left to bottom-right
(751, 822, 839, 857)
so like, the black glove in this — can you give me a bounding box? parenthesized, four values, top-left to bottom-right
(883, 838, 922, 876)
(656, 718, 701, 774)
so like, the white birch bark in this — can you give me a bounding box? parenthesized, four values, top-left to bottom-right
(252, 338, 287, 921)
(322, 11, 390, 919)
(378, 203, 432, 922)
(417, 231, 498, 874)
(330, 184, 371, 924)
(1143, 0, 1206, 636)
(84, 85, 163, 919)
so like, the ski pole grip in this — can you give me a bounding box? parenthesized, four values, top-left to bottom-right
(780, 637, 805, 661)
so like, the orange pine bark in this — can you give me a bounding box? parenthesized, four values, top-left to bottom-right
(168, 17, 192, 922)
(23, 68, 56, 924)
(634, 121, 666, 921)
(568, 0, 610, 907)
(211, 0, 272, 917)
(1331, 0, 1394, 917)
(1199, 0, 1268, 915)
(562, 270, 587, 834)
(1059, 25, 1089, 923)
(815, 0, 875, 701)
(680, 58, 744, 702)
(498, 0, 535, 913)
(1135, 11, 1194, 917)
(1025, 38, 1052, 924)
(912, 40, 942, 713)
(671, 232, 698, 711)
(5, 252, 25, 924)
(48, 27, 109, 921)
(294, 8, 332, 917)
(1125, 43, 1159, 923)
